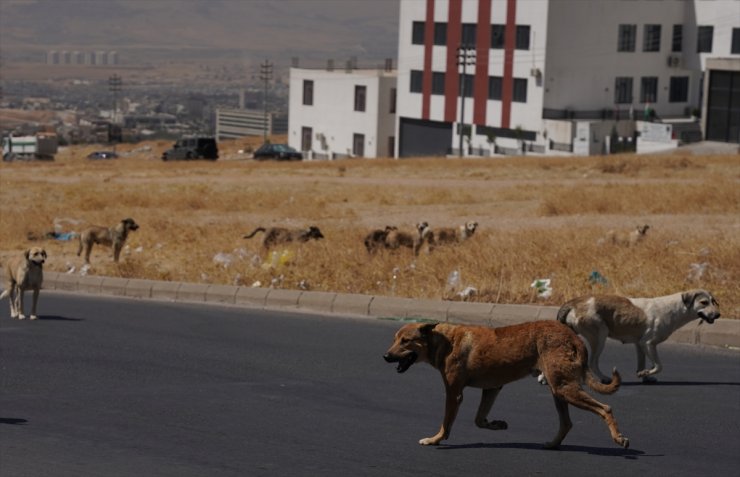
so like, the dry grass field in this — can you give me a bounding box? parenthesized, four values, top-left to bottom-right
(1, 137, 739, 318)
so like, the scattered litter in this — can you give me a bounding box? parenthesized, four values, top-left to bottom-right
(446, 270, 461, 294)
(251, 281, 262, 288)
(79, 264, 90, 276)
(66, 263, 76, 274)
(298, 279, 310, 290)
(530, 278, 552, 299)
(457, 286, 477, 300)
(688, 262, 709, 282)
(233, 274, 243, 286)
(588, 270, 608, 286)
(200, 273, 210, 283)
(213, 252, 234, 268)
(134, 246, 143, 253)
(270, 275, 284, 288)
(53, 217, 83, 233)
(262, 250, 294, 269)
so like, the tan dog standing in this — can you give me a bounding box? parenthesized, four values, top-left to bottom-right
(364, 226, 398, 254)
(383, 321, 629, 449)
(426, 221, 478, 250)
(557, 289, 720, 383)
(605, 224, 650, 246)
(1, 247, 47, 320)
(244, 226, 324, 250)
(77, 218, 139, 264)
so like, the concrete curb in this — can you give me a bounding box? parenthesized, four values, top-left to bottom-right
(41, 271, 740, 350)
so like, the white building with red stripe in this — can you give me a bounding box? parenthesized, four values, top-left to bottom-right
(396, 0, 740, 156)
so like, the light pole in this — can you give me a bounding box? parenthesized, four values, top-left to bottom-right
(108, 74, 122, 148)
(259, 59, 273, 144)
(456, 45, 476, 157)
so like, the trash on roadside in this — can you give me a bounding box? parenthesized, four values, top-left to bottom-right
(79, 264, 90, 276)
(213, 252, 234, 268)
(251, 280, 262, 288)
(457, 286, 478, 300)
(588, 270, 608, 286)
(530, 278, 552, 299)
(262, 250, 294, 269)
(446, 270, 461, 294)
(688, 262, 709, 282)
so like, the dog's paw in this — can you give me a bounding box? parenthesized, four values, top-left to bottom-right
(616, 435, 630, 448)
(537, 374, 548, 385)
(30, 315, 38, 320)
(17, 314, 27, 320)
(640, 375, 658, 384)
(488, 420, 508, 430)
(418, 436, 444, 446)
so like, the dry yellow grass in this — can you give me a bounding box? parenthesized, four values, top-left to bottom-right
(1, 138, 739, 318)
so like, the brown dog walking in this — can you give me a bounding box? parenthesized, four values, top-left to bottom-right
(383, 321, 629, 449)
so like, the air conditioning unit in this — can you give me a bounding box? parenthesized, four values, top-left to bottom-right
(666, 55, 681, 68)
(530, 67, 542, 78)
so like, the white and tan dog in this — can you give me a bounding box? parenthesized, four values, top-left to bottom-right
(557, 289, 720, 383)
(427, 221, 478, 249)
(1, 247, 47, 320)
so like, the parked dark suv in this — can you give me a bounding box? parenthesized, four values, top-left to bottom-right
(161, 137, 218, 161)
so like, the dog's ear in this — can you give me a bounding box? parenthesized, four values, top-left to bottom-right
(24, 249, 31, 260)
(681, 291, 697, 309)
(419, 323, 438, 336)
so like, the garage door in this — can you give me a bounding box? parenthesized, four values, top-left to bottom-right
(398, 117, 453, 157)
(706, 70, 740, 144)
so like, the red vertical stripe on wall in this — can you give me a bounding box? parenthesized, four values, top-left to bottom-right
(444, 0, 463, 123)
(473, 0, 491, 125)
(422, 0, 435, 120)
(501, 0, 516, 129)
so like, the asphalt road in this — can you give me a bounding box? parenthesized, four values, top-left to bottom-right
(1, 293, 739, 477)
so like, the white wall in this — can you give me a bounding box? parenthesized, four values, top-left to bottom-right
(289, 68, 397, 158)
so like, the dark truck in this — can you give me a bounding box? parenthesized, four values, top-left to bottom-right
(161, 136, 218, 161)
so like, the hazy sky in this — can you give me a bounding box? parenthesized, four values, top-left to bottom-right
(0, 0, 402, 62)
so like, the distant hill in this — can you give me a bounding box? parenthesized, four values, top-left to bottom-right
(0, 0, 400, 65)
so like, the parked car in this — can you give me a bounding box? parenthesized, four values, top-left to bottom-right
(87, 151, 119, 160)
(161, 137, 218, 161)
(253, 143, 303, 161)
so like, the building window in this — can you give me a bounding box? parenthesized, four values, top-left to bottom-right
(410, 70, 423, 93)
(669, 76, 689, 102)
(390, 88, 396, 113)
(434, 22, 447, 46)
(697, 26, 713, 52)
(672, 25, 683, 52)
(491, 24, 505, 49)
(301, 127, 312, 152)
(615, 77, 633, 104)
(513, 78, 527, 103)
(302, 80, 313, 106)
(354, 85, 366, 112)
(516, 25, 530, 50)
(732, 28, 740, 54)
(459, 73, 474, 98)
(461, 23, 476, 47)
(643, 25, 661, 52)
(488, 76, 502, 100)
(640, 77, 658, 103)
(353, 133, 365, 157)
(618, 24, 636, 52)
(412, 21, 425, 45)
(432, 72, 445, 95)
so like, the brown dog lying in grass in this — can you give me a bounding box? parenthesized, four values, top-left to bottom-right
(244, 225, 324, 249)
(383, 321, 629, 449)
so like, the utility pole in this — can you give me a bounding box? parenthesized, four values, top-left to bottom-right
(259, 59, 273, 144)
(456, 46, 476, 157)
(108, 74, 122, 148)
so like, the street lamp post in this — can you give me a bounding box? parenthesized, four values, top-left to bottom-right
(456, 45, 476, 157)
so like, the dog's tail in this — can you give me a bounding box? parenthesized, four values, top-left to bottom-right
(243, 227, 266, 239)
(586, 367, 621, 395)
(556, 301, 574, 325)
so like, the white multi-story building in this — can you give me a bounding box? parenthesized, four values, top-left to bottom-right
(396, 0, 740, 156)
(288, 66, 397, 159)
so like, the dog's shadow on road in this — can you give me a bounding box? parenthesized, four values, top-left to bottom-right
(622, 381, 740, 387)
(437, 442, 650, 459)
(0, 418, 28, 425)
(38, 315, 84, 322)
